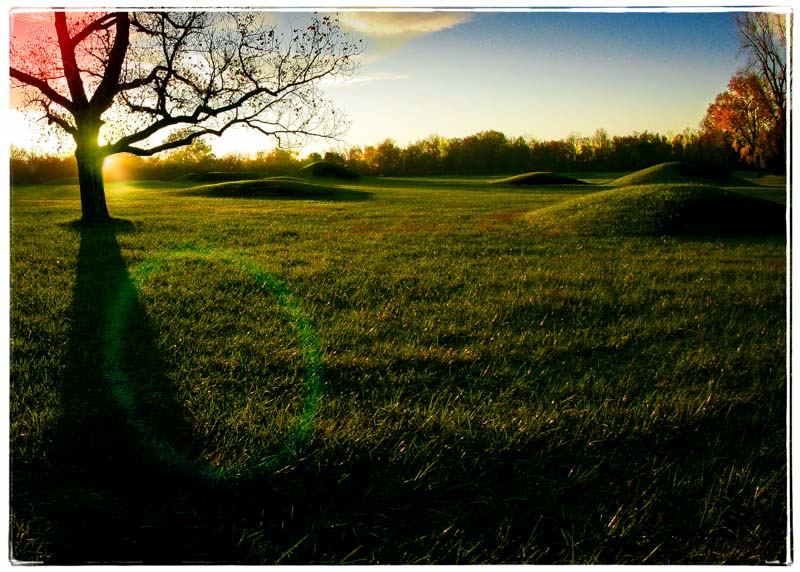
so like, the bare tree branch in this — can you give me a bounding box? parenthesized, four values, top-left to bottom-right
(10, 67, 75, 112)
(69, 13, 117, 47)
(10, 10, 362, 220)
(90, 13, 130, 110)
(53, 12, 89, 107)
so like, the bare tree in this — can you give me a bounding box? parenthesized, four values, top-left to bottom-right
(735, 12, 788, 168)
(10, 11, 362, 222)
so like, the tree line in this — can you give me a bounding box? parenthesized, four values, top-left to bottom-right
(9, 126, 749, 185)
(324, 128, 744, 177)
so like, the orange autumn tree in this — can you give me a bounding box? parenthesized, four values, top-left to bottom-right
(10, 12, 361, 222)
(703, 72, 776, 173)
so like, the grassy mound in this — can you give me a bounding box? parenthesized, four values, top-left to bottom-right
(180, 176, 369, 201)
(174, 171, 266, 183)
(526, 183, 785, 237)
(494, 172, 590, 185)
(296, 161, 360, 180)
(610, 162, 747, 187)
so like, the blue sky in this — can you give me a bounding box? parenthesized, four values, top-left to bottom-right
(278, 10, 745, 156)
(8, 9, 750, 157)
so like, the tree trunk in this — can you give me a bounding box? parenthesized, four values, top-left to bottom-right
(776, 121, 787, 174)
(75, 144, 110, 223)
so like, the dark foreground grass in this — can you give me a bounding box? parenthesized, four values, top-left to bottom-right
(10, 175, 788, 563)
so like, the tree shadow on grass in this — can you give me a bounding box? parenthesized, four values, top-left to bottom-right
(11, 219, 211, 563)
(74, 389, 781, 564)
(10, 220, 787, 564)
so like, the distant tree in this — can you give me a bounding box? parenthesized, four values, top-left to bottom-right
(735, 12, 787, 168)
(703, 72, 775, 172)
(343, 146, 365, 173)
(440, 138, 462, 173)
(370, 139, 402, 176)
(214, 152, 249, 173)
(506, 136, 532, 174)
(606, 132, 672, 171)
(10, 11, 361, 221)
(588, 129, 612, 169)
(303, 151, 324, 165)
(323, 150, 347, 165)
(400, 140, 427, 175)
(401, 135, 447, 175)
(530, 139, 573, 172)
(460, 130, 510, 174)
(164, 128, 216, 168)
(258, 148, 298, 175)
(10, 146, 77, 184)
(564, 132, 584, 169)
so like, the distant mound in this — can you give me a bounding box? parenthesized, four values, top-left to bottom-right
(174, 171, 266, 183)
(525, 183, 785, 237)
(493, 172, 590, 186)
(296, 161, 360, 180)
(610, 162, 748, 187)
(180, 176, 369, 201)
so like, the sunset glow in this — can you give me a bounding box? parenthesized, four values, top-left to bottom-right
(8, 9, 756, 159)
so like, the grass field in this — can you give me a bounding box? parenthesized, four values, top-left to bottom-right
(10, 171, 788, 563)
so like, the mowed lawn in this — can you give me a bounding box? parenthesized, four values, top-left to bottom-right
(10, 175, 787, 563)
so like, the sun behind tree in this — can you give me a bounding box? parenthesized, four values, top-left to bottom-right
(10, 11, 362, 222)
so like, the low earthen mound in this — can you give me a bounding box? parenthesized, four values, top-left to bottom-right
(494, 172, 590, 186)
(525, 183, 784, 237)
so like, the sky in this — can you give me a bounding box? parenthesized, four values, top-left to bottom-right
(8, 8, 755, 158)
(294, 10, 748, 155)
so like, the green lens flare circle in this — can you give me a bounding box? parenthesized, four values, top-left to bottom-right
(103, 245, 323, 481)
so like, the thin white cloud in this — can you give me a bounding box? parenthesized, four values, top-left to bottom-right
(339, 11, 473, 62)
(340, 11, 473, 37)
(321, 72, 410, 88)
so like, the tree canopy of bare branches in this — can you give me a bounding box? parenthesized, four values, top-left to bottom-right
(11, 11, 362, 221)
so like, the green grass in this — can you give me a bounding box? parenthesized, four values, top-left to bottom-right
(10, 174, 787, 564)
(178, 176, 370, 201)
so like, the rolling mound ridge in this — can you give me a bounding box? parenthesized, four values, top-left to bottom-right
(295, 161, 360, 180)
(525, 183, 785, 237)
(493, 172, 589, 185)
(174, 171, 266, 183)
(610, 162, 750, 187)
(179, 176, 369, 201)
